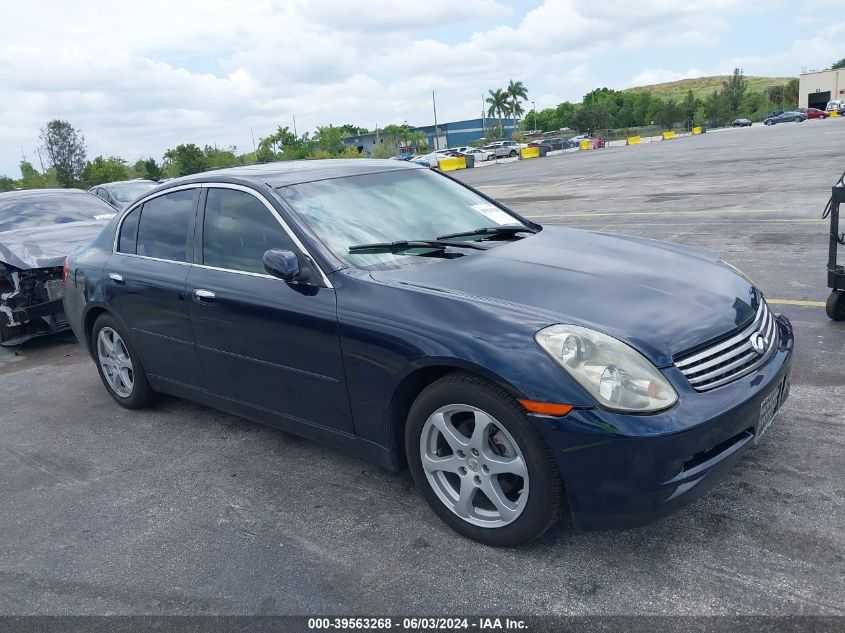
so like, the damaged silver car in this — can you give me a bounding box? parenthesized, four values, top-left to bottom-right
(0, 189, 116, 345)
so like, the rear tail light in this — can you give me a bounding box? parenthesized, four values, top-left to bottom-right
(62, 256, 69, 284)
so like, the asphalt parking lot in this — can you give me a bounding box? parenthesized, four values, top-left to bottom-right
(2, 120, 844, 616)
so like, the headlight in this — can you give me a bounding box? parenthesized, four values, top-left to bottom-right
(720, 259, 756, 286)
(535, 324, 677, 413)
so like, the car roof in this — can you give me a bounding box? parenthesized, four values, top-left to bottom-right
(95, 179, 158, 189)
(0, 188, 90, 201)
(156, 159, 424, 191)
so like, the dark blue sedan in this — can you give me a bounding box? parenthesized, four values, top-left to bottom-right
(763, 111, 807, 125)
(63, 160, 794, 545)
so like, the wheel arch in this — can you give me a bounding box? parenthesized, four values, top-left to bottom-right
(387, 358, 526, 469)
(81, 303, 115, 358)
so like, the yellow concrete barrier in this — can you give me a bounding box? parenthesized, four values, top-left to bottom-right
(662, 130, 677, 140)
(692, 126, 702, 135)
(437, 156, 466, 171)
(578, 140, 592, 150)
(627, 136, 641, 145)
(830, 111, 840, 117)
(520, 146, 540, 159)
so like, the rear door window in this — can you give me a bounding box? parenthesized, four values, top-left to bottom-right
(202, 188, 295, 274)
(136, 189, 196, 262)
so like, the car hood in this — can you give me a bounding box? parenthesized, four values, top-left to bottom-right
(0, 220, 108, 270)
(370, 226, 757, 367)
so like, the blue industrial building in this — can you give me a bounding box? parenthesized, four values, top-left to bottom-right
(343, 117, 518, 156)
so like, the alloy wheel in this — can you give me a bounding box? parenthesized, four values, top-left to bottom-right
(97, 327, 134, 398)
(419, 404, 529, 528)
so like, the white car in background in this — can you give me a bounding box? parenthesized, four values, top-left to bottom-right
(462, 148, 494, 161)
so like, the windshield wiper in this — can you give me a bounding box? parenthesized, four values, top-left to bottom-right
(348, 240, 487, 254)
(436, 225, 537, 241)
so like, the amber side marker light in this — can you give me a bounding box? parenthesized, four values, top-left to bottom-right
(518, 400, 574, 416)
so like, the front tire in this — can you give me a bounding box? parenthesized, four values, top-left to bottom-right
(508, 150, 517, 157)
(406, 373, 565, 546)
(92, 313, 156, 409)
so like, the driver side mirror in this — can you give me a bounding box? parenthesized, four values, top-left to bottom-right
(263, 249, 312, 284)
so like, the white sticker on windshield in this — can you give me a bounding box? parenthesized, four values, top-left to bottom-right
(471, 204, 514, 225)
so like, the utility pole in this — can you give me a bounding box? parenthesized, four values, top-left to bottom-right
(432, 90, 439, 150)
(532, 101, 537, 134)
(292, 115, 297, 137)
(250, 128, 256, 151)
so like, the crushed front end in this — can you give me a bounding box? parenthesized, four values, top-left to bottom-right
(0, 263, 69, 346)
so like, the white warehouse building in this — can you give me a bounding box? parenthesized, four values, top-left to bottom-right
(799, 68, 845, 110)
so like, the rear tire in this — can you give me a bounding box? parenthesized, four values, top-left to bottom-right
(826, 291, 845, 321)
(92, 313, 156, 409)
(405, 372, 565, 546)
(508, 150, 517, 157)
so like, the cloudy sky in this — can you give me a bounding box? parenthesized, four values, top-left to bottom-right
(1, 0, 842, 175)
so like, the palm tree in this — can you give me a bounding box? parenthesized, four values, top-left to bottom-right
(486, 88, 508, 133)
(783, 78, 799, 109)
(506, 79, 528, 127)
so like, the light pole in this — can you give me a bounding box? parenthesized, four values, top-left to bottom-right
(532, 101, 537, 134)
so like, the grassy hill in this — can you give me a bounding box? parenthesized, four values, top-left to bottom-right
(625, 75, 794, 101)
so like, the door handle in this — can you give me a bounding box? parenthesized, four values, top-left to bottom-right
(193, 289, 216, 304)
(108, 272, 124, 285)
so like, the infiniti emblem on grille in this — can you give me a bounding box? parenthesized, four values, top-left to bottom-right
(750, 333, 769, 355)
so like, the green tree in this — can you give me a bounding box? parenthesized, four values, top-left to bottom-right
(656, 99, 680, 129)
(204, 145, 239, 169)
(767, 85, 784, 108)
(705, 90, 728, 126)
(315, 126, 344, 154)
(82, 156, 130, 186)
(783, 78, 799, 108)
(573, 101, 612, 133)
(721, 68, 748, 118)
(693, 105, 708, 126)
(163, 144, 209, 177)
(39, 119, 87, 187)
(141, 157, 162, 180)
(486, 88, 508, 132)
(681, 89, 697, 122)
(832, 58, 845, 70)
(0, 175, 15, 192)
(18, 161, 47, 188)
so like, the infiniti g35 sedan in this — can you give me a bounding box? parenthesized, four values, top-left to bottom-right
(64, 160, 793, 546)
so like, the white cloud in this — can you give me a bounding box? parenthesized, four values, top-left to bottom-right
(0, 0, 816, 175)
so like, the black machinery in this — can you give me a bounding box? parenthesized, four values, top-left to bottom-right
(825, 171, 845, 320)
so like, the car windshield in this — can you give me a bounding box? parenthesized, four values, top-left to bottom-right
(109, 181, 158, 204)
(0, 192, 115, 232)
(278, 168, 529, 270)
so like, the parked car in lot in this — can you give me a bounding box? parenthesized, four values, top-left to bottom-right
(0, 189, 116, 345)
(732, 118, 752, 127)
(764, 111, 807, 125)
(462, 148, 494, 161)
(482, 141, 520, 158)
(797, 107, 828, 120)
(89, 179, 159, 210)
(564, 135, 605, 149)
(826, 100, 844, 114)
(64, 160, 794, 546)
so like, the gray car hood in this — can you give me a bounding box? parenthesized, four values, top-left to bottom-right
(0, 220, 109, 270)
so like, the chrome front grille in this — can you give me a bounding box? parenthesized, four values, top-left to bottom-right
(674, 300, 778, 391)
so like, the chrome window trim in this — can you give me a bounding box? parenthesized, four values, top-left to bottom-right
(112, 182, 333, 288)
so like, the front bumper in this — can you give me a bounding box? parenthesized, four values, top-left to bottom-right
(0, 297, 69, 346)
(536, 314, 794, 531)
